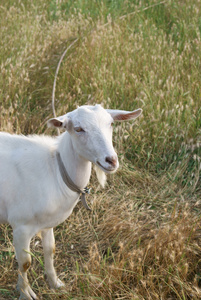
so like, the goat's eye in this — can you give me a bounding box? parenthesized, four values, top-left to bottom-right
(74, 127, 85, 133)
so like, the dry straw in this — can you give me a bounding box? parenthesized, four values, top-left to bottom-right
(1, 0, 200, 299)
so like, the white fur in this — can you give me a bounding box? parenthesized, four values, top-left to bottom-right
(0, 104, 142, 299)
(94, 164, 107, 187)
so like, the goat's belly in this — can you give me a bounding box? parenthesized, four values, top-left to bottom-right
(0, 207, 8, 224)
(41, 206, 77, 229)
(0, 188, 9, 224)
(27, 200, 79, 231)
(33, 192, 80, 228)
(8, 193, 79, 230)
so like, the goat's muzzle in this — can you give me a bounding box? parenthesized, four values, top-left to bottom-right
(97, 155, 118, 173)
(105, 156, 118, 168)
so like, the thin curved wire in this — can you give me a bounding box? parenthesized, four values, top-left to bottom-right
(52, 38, 79, 135)
(51, 0, 167, 136)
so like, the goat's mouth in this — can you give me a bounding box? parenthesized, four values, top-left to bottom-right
(96, 161, 118, 173)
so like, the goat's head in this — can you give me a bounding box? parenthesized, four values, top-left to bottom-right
(48, 104, 142, 175)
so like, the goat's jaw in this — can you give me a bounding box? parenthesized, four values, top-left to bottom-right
(96, 161, 119, 174)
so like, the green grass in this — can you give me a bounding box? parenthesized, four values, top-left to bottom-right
(0, 0, 201, 299)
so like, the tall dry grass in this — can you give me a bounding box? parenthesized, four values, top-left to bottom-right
(0, 0, 201, 299)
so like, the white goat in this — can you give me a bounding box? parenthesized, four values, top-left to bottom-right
(0, 104, 142, 299)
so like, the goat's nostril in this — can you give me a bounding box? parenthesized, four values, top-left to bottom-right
(105, 156, 117, 167)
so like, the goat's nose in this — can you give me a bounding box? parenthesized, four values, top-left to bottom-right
(105, 156, 117, 168)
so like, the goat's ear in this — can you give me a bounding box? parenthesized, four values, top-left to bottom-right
(106, 108, 142, 121)
(47, 115, 72, 130)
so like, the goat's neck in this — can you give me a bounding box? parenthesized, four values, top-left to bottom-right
(57, 132, 91, 189)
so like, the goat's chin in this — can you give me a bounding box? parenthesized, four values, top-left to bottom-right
(96, 161, 118, 174)
(104, 168, 117, 174)
(94, 163, 118, 188)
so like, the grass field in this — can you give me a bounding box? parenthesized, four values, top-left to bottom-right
(0, 0, 201, 299)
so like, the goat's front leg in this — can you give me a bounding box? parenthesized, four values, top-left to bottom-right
(41, 228, 64, 289)
(13, 226, 37, 300)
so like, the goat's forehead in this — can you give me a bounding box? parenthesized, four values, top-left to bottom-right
(70, 106, 112, 125)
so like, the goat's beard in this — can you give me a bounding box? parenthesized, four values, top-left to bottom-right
(94, 165, 107, 188)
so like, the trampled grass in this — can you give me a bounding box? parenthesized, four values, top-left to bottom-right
(0, 0, 201, 299)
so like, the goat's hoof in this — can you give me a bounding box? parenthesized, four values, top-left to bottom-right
(54, 278, 65, 289)
(18, 285, 37, 300)
(47, 276, 65, 290)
